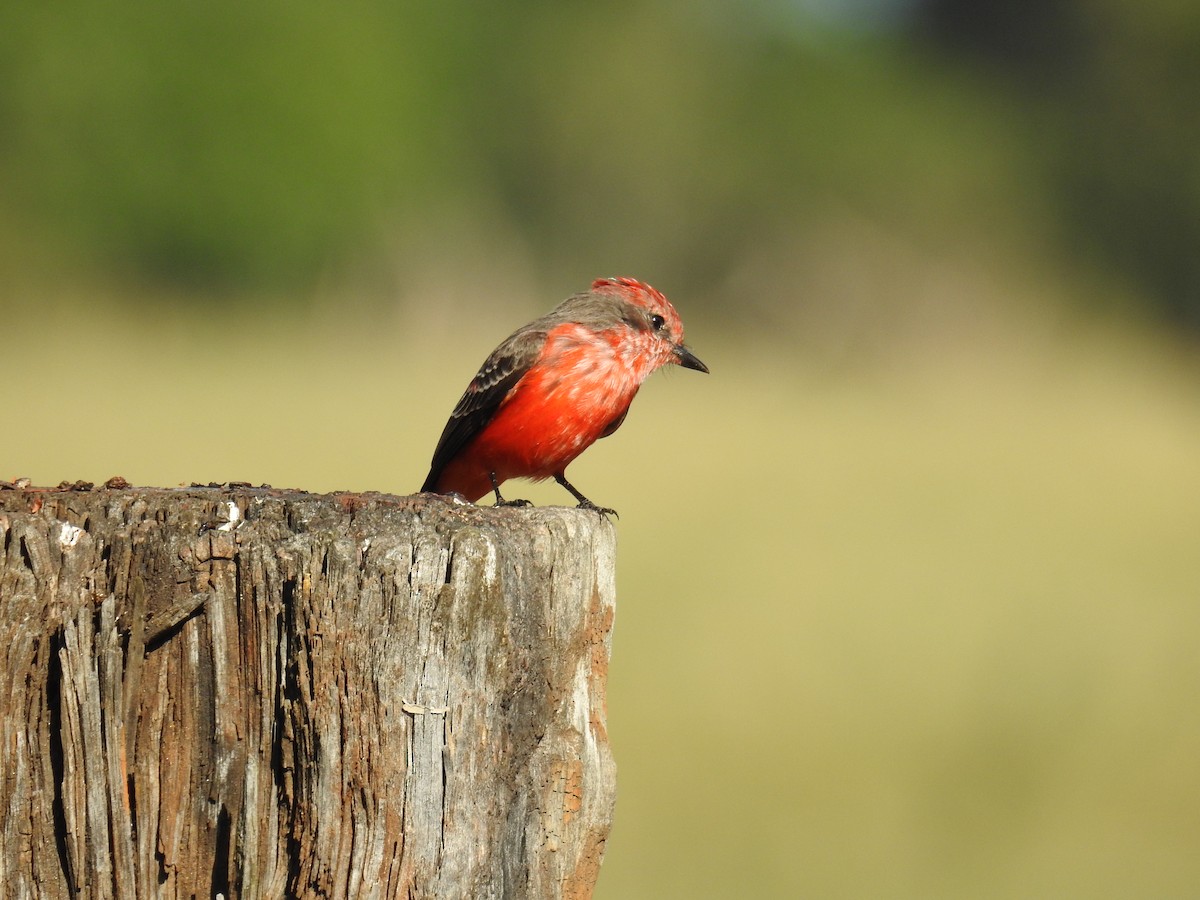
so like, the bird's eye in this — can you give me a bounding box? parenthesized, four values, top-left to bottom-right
(650, 314, 666, 331)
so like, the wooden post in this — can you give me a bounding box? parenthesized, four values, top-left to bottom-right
(0, 484, 617, 899)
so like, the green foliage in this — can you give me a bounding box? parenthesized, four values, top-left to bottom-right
(0, 0, 1196, 321)
(914, 0, 1200, 327)
(0, 1, 463, 287)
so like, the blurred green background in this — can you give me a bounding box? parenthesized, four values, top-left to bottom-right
(4, 1, 1199, 896)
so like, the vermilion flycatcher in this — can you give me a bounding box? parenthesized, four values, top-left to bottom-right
(421, 276, 708, 515)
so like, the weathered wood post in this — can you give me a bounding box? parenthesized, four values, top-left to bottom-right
(0, 484, 617, 899)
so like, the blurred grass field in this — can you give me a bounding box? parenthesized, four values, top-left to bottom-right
(7, 292, 1199, 897)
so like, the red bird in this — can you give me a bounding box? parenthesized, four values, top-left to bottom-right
(421, 277, 708, 515)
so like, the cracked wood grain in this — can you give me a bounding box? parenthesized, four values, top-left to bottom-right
(0, 487, 617, 899)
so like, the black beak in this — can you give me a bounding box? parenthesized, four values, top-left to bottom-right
(675, 344, 709, 373)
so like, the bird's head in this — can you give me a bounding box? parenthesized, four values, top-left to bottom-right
(591, 277, 709, 374)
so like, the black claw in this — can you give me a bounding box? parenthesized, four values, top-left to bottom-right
(576, 499, 618, 519)
(489, 472, 531, 508)
(554, 473, 617, 519)
(495, 497, 533, 508)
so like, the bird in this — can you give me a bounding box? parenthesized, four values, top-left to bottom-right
(420, 276, 708, 516)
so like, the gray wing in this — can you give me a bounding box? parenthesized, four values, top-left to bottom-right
(420, 327, 547, 492)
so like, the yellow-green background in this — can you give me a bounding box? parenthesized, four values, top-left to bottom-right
(4, 2, 1199, 896)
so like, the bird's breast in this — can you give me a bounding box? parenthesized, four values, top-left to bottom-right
(520, 338, 637, 439)
(466, 326, 652, 478)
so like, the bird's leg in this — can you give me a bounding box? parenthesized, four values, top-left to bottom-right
(554, 473, 618, 519)
(490, 472, 531, 508)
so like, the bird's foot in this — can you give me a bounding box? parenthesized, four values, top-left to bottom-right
(494, 497, 533, 508)
(575, 499, 618, 519)
(553, 473, 617, 519)
(488, 472, 531, 508)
